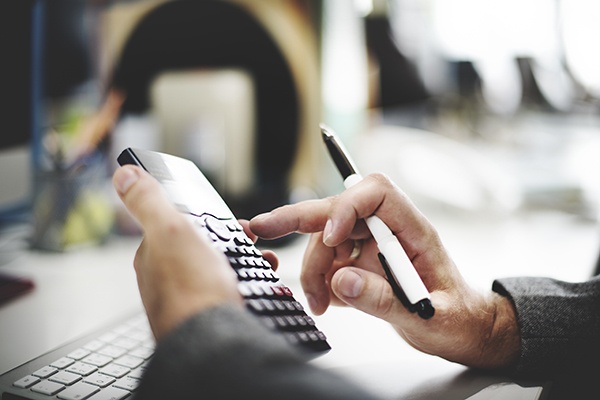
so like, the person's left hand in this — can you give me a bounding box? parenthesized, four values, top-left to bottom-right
(113, 165, 278, 340)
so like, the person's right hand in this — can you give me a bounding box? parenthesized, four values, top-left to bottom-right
(250, 173, 520, 370)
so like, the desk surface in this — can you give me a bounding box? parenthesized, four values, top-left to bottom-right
(1, 207, 598, 399)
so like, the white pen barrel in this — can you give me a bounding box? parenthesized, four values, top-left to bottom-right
(365, 215, 430, 304)
(378, 238, 430, 304)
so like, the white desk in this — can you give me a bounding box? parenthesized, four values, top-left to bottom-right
(1, 207, 598, 399)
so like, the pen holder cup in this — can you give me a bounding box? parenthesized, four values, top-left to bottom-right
(31, 162, 115, 251)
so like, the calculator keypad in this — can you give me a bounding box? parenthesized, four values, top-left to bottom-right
(196, 214, 330, 353)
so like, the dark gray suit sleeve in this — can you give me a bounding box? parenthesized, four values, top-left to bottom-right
(134, 305, 381, 400)
(492, 275, 600, 380)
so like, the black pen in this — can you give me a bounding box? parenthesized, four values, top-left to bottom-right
(321, 124, 434, 319)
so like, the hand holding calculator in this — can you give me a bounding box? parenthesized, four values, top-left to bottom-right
(117, 148, 330, 353)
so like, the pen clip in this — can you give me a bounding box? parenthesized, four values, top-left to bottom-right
(377, 252, 415, 314)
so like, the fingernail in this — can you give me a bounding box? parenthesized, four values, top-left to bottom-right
(338, 269, 363, 298)
(114, 167, 139, 195)
(252, 212, 271, 223)
(323, 219, 334, 246)
(306, 294, 318, 313)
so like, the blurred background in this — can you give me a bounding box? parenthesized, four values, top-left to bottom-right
(3, 2, 600, 392)
(2, 0, 600, 274)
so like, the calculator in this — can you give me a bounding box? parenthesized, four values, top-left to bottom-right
(117, 148, 331, 354)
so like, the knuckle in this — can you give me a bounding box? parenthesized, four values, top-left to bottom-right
(367, 172, 393, 187)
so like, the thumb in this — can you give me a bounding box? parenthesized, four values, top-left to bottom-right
(330, 267, 408, 323)
(113, 165, 180, 233)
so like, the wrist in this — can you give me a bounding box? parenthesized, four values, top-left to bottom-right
(477, 292, 521, 370)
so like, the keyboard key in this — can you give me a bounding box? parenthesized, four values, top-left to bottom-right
(98, 332, 119, 343)
(68, 348, 92, 360)
(111, 337, 140, 351)
(50, 370, 82, 385)
(127, 367, 145, 380)
(113, 376, 140, 392)
(113, 355, 144, 369)
(57, 382, 99, 400)
(67, 362, 98, 376)
(82, 354, 113, 367)
(13, 375, 40, 389)
(87, 386, 130, 400)
(33, 366, 59, 378)
(112, 324, 133, 336)
(98, 345, 128, 358)
(83, 340, 105, 352)
(99, 364, 130, 378)
(31, 380, 65, 395)
(124, 328, 151, 342)
(51, 357, 76, 369)
(127, 346, 153, 360)
(84, 372, 116, 388)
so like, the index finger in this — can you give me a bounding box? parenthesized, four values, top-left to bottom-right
(249, 199, 332, 239)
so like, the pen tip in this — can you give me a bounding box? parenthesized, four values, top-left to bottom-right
(320, 123, 334, 140)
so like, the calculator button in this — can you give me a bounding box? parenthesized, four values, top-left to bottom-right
(237, 282, 253, 297)
(31, 380, 65, 396)
(57, 382, 100, 400)
(246, 270, 258, 280)
(306, 331, 320, 342)
(271, 300, 286, 312)
(13, 375, 40, 389)
(260, 299, 276, 313)
(250, 247, 262, 257)
(246, 299, 265, 313)
(284, 316, 298, 328)
(204, 216, 232, 241)
(248, 283, 264, 297)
